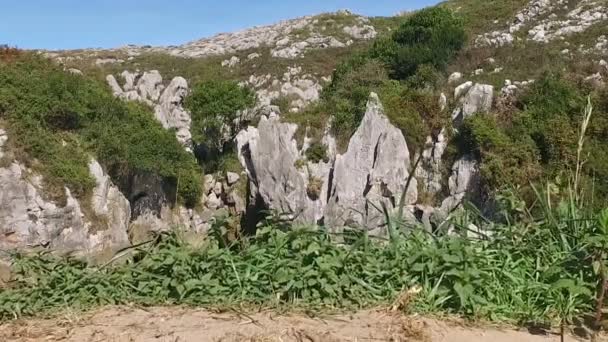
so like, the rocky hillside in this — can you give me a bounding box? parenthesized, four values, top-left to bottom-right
(1, 0, 607, 265)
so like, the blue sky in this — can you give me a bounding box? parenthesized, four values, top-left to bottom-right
(1, 0, 440, 50)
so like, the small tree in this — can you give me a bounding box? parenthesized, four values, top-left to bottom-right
(185, 80, 256, 150)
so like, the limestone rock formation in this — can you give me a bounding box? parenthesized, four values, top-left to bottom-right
(0, 131, 130, 259)
(236, 113, 331, 224)
(154, 76, 193, 150)
(88, 160, 131, 243)
(476, 0, 607, 47)
(434, 157, 481, 222)
(241, 66, 323, 114)
(325, 93, 417, 233)
(107, 71, 193, 150)
(83, 11, 378, 60)
(415, 130, 448, 196)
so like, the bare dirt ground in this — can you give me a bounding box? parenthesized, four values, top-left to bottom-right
(0, 306, 604, 342)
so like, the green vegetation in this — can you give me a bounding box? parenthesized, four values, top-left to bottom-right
(0, 187, 606, 332)
(0, 50, 202, 206)
(441, 0, 530, 37)
(304, 141, 329, 163)
(185, 80, 256, 149)
(184, 80, 255, 174)
(371, 7, 466, 81)
(290, 7, 464, 151)
(455, 73, 608, 202)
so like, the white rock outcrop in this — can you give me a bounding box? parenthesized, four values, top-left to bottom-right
(242, 66, 323, 113)
(92, 11, 377, 60)
(107, 71, 193, 150)
(452, 83, 494, 126)
(324, 93, 418, 232)
(237, 113, 332, 224)
(476, 0, 607, 46)
(0, 131, 130, 258)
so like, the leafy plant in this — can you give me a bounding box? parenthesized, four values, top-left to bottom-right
(304, 141, 329, 163)
(0, 52, 202, 205)
(185, 80, 256, 150)
(372, 7, 466, 81)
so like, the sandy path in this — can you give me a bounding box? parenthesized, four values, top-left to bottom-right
(0, 306, 602, 342)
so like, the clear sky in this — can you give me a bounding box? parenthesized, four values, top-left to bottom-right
(1, 0, 440, 50)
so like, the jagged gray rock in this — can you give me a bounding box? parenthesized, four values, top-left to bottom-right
(325, 93, 417, 233)
(154, 76, 193, 150)
(88, 160, 131, 244)
(415, 130, 448, 196)
(0, 151, 130, 259)
(236, 114, 331, 224)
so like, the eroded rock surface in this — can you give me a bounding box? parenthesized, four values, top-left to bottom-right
(325, 93, 417, 233)
(0, 130, 130, 259)
(452, 83, 494, 126)
(236, 113, 331, 224)
(107, 71, 193, 150)
(476, 0, 607, 47)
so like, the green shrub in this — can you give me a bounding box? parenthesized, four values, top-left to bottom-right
(455, 74, 608, 201)
(380, 82, 449, 153)
(0, 53, 202, 206)
(185, 80, 256, 149)
(313, 7, 464, 152)
(0, 194, 606, 328)
(305, 141, 329, 163)
(457, 114, 542, 190)
(323, 59, 391, 145)
(373, 7, 466, 81)
(83, 101, 202, 206)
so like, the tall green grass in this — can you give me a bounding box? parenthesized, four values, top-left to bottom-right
(1, 190, 606, 330)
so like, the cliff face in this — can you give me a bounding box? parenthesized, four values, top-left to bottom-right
(0, 128, 130, 260)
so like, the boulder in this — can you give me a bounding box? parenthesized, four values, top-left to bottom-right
(452, 83, 494, 127)
(448, 72, 463, 84)
(226, 172, 240, 185)
(204, 174, 216, 193)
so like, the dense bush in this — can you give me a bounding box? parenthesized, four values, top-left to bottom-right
(456, 73, 608, 201)
(323, 58, 390, 142)
(457, 114, 542, 191)
(304, 141, 329, 163)
(185, 80, 256, 149)
(0, 53, 202, 205)
(380, 82, 450, 153)
(317, 7, 465, 150)
(371, 7, 466, 81)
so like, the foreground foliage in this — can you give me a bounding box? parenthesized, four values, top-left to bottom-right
(1, 189, 606, 330)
